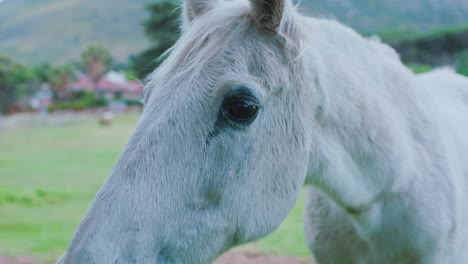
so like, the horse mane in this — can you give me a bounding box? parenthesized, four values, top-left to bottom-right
(144, 0, 414, 121)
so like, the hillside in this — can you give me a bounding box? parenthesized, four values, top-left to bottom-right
(392, 27, 468, 66)
(0, 0, 156, 64)
(1, 0, 467, 64)
(299, 0, 468, 33)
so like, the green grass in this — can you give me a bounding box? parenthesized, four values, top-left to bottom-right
(0, 114, 309, 262)
(253, 192, 309, 256)
(0, 115, 139, 261)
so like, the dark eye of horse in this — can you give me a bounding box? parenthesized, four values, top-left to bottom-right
(228, 100, 259, 120)
(222, 97, 260, 124)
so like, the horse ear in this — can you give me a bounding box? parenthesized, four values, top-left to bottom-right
(249, 0, 286, 34)
(182, 0, 217, 26)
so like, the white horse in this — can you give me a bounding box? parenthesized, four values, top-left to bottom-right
(58, 0, 468, 263)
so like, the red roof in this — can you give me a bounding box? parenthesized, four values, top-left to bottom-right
(68, 74, 143, 94)
(68, 75, 94, 91)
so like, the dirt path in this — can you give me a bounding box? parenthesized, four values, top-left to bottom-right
(0, 256, 36, 264)
(0, 251, 314, 264)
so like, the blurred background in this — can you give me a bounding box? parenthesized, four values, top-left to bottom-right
(0, 0, 467, 263)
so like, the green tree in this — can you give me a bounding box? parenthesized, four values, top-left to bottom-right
(0, 54, 38, 114)
(0, 55, 15, 114)
(50, 64, 75, 100)
(82, 45, 111, 81)
(132, 1, 181, 79)
(33, 63, 54, 83)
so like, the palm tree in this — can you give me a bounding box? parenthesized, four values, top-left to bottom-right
(81, 45, 111, 82)
(50, 64, 75, 100)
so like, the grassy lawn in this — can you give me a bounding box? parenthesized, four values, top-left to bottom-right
(0, 114, 309, 262)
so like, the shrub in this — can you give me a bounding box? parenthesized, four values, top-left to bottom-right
(71, 90, 93, 100)
(406, 63, 433, 74)
(125, 99, 143, 106)
(94, 96, 107, 107)
(455, 51, 468, 77)
(48, 90, 108, 111)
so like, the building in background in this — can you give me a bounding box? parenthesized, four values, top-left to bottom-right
(68, 71, 143, 100)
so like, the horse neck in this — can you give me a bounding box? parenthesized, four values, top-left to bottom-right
(303, 18, 426, 212)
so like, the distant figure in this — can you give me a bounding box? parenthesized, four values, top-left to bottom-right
(31, 98, 40, 111)
(99, 110, 113, 127)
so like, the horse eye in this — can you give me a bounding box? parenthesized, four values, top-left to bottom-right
(229, 100, 258, 119)
(223, 98, 259, 124)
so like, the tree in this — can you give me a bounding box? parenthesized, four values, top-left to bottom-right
(33, 63, 54, 83)
(50, 64, 75, 100)
(132, 1, 181, 79)
(81, 44, 111, 81)
(0, 55, 15, 114)
(0, 54, 38, 114)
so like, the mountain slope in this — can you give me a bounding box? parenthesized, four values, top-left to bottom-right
(299, 0, 468, 33)
(0, 0, 156, 64)
(1, 0, 467, 64)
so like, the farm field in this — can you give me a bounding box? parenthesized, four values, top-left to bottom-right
(0, 114, 310, 263)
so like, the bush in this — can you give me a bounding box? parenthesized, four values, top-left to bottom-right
(94, 96, 107, 107)
(456, 51, 468, 77)
(71, 90, 93, 100)
(125, 99, 143, 106)
(48, 90, 108, 111)
(406, 63, 433, 74)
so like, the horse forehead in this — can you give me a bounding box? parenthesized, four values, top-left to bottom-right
(162, 29, 273, 81)
(169, 0, 290, 70)
(150, 4, 289, 95)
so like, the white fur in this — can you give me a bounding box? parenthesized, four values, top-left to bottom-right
(58, 0, 468, 263)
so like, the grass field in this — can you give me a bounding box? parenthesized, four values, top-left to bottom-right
(0, 114, 309, 262)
